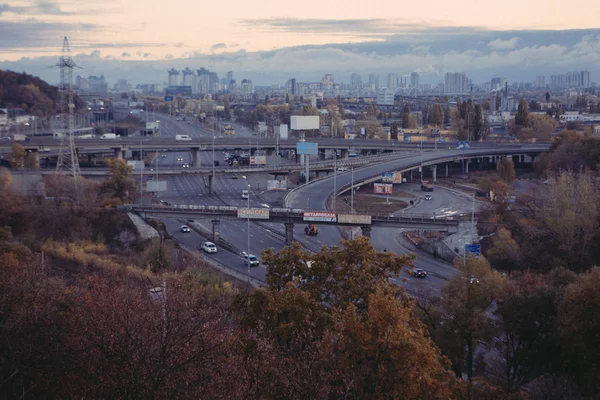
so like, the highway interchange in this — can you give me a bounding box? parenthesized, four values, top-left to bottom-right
(150, 114, 487, 294)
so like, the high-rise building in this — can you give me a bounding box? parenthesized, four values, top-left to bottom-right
(445, 72, 468, 93)
(368, 73, 379, 90)
(386, 73, 397, 90)
(182, 68, 194, 87)
(167, 69, 180, 86)
(321, 74, 334, 91)
(287, 78, 297, 95)
(350, 73, 362, 89)
(410, 72, 419, 89)
(582, 71, 590, 88)
(239, 79, 253, 99)
(535, 76, 546, 88)
(226, 71, 234, 86)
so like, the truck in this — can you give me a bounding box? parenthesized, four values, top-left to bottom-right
(11, 134, 29, 142)
(224, 125, 235, 135)
(421, 181, 434, 192)
(175, 134, 192, 141)
(100, 133, 118, 140)
(305, 224, 319, 236)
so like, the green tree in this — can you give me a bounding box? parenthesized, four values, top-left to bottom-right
(498, 157, 516, 184)
(401, 104, 411, 129)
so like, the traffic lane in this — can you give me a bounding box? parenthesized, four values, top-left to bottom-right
(161, 218, 266, 282)
(405, 183, 477, 217)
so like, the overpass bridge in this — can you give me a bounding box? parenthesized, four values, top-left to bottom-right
(130, 204, 461, 244)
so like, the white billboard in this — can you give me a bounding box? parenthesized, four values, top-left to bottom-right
(303, 212, 336, 222)
(267, 180, 288, 191)
(237, 208, 270, 219)
(279, 124, 288, 139)
(337, 214, 372, 225)
(291, 115, 319, 130)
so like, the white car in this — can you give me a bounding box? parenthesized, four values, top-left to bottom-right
(202, 242, 217, 253)
(242, 252, 260, 267)
(182, 163, 190, 168)
(180, 225, 191, 233)
(337, 167, 348, 172)
(241, 190, 249, 199)
(425, 195, 432, 201)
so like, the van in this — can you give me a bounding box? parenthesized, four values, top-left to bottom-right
(241, 190, 249, 199)
(100, 133, 117, 140)
(176, 134, 192, 141)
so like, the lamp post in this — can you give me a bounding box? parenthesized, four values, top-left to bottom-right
(242, 176, 251, 276)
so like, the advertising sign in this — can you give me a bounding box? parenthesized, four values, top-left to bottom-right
(250, 156, 266, 165)
(456, 141, 471, 150)
(237, 208, 270, 219)
(164, 96, 173, 101)
(279, 124, 288, 139)
(267, 180, 288, 191)
(303, 211, 336, 222)
(403, 135, 411, 142)
(337, 214, 372, 225)
(296, 142, 318, 155)
(382, 172, 394, 183)
(290, 115, 320, 130)
(374, 183, 393, 194)
(393, 171, 403, 184)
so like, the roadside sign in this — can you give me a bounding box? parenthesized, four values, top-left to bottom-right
(164, 96, 173, 102)
(457, 141, 471, 150)
(337, 214, 372, 225)
(464, 243, 481, 257)
(374, 183, 392, 194)
(382, 172, 394, 183)
(237, 208, 270, 219)
(296, 142, 318, 155)
(303, 211, 336, 222)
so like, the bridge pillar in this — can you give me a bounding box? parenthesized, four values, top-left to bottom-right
(360, 226, 372, 238)
(208, 174, 214, 196)
(191, 147, 201, 167)
(445, 163, 449, 178)
(266, 148, 275, 156)
(531, 155, 536, 168)
(340, 149, 349, 159)
(465, 159, 470, 174)
(211, 219, 220, 241)
(113, 148, 124, 159)
(318, 148, 326, 160)
(410, 169, 414, 181)
(431, 165, 437, 182)
(284, 222, 294, 244)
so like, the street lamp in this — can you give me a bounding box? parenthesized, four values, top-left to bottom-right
(242, 176, 251, 276)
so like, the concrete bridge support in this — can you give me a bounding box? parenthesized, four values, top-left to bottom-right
(340, 149, 349, 159)
(360, 226, 372, 238)
(191, 147, 201, 167)
(208, 175, 214, 196)
(410, 170, 414, 182)
(285, 222, 294, 244)
(445, 163, 449, 178)
(113, 148, 125, 159)
(318, 149, 326, 160)
(211, 219, 220, 241)
(465, 159, 470, 174)
(431, 165, 437, 182)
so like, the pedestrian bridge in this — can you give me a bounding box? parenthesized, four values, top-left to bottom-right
(129, 204, 461, 243)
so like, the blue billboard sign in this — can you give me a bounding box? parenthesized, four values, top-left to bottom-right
(403, 135, 411, 142)
(164, 96, 174, 102)
(438, 137, 446, 143)
(464, 244, 481, 257)
(382, 172, 394, 182)
(296, 142, 318, 155)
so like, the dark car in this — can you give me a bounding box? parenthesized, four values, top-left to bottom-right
(231, 174, 239, 179)
(413, 268, 427, 278)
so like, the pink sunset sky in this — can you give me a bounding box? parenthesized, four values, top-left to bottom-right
(1, 0, 599, 60)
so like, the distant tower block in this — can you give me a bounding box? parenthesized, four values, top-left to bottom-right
(168, 68, 180, 86)
(55, 36, 81, 181)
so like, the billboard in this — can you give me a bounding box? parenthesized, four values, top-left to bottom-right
(382, 172, 394, 183)
(465, 244, 481, 257)
(303, 211, 336, 222)
(290, 115, 319, 130)
(337, 214, 372, 225)
(392, 172, 403, 184)
(237, 208, 270, 219)
(374, 183, 393, 194)
(296, 142, 318, 155)
(267, 180, 288, 191)
(146, 181, 167, 192)
(279, 124, 288, 139)
(146, 122, 159, 130)
(250, 156, 266, 165)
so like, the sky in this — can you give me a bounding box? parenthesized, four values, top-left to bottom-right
(1, 0, 600, 85)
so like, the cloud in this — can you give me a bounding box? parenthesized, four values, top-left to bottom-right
(143, 52, 151, 58)
(211, 43, 227, 51)
(488, 37, 520, 50)
(121, 51, 131, 57)
(0, 20, 104, 50)
(0, 0, 94, 16)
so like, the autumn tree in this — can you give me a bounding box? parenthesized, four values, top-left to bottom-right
(498, 157, 516, 184)
(100, 158, 135, 205)
(427, 256, 505, 383)
(401, 104, 411, 129)
(390, 120, 399, 140)
(485, 228, 520, 273)
(5, 143, 26, 168)
(473, 104, 484, 140)
(558, 267, 600, 395)
(431, 103, 444, 127)
(515, 99, 529, 127)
